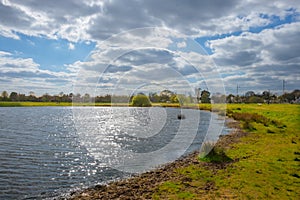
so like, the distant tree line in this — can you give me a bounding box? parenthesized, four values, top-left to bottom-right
(212, 89, 300, 104)
(0, 89, 299, 104)
(0, 91, 74, 103)
(148, 89, 212, 104)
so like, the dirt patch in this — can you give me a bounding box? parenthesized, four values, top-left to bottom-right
(215, 118, 248, 150)
(68, 151, 201, 200)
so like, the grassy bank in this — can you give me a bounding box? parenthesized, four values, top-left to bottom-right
(153, 104, 300, 199)
(70, 104, 299, 199)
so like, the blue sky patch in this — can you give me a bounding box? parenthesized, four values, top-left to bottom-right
(0, 33, 95, 72)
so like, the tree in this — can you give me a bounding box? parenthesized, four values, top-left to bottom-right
(29, 91, 35, 96)
(226, 94, 235, 103)
(83, 93, 90, 102)
(292, 89, 300, 99)
(159, 94, 170, 103)
(176, 94, 186, 105)
(9, 92, 18, 101)
(159, 90, 174, 103)
(248, 96, 264, 103)
(112, 95, 130, 103)
(18, 94, 26, 101)
(211, 94, 226, 103)
(262, 90, 271, 104)
(1, 91, 8, 101)
(28, 92, 37, 101)
(131, 94, 151, 107)
(200, 90, 211, 103)
(149, 92, 160, 103)
(280, 92, 295, 103)
(41, 93, 51, 102)
(195, 88, 201, 102)
(170, 94, 179, 103)
(72, 93, 82, 102)
(95, 94, 111, 103)
(245, 91, 255, 98)
(160, 90, 174, 96)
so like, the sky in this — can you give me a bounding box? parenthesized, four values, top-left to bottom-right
(0, 0, 299, 96)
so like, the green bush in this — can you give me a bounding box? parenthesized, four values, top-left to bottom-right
(199, 147, 233, 163)
(131, 94, 151, 107)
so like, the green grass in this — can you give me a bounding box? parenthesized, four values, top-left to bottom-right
(153, 181, 196, 200)
(153, 104, 300, 199)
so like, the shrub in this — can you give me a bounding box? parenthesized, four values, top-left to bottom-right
(242, 121, 256, 131)
(131, 94, 151, 107)
(232, 112, 270, 126)
(199, 146, 233, 163)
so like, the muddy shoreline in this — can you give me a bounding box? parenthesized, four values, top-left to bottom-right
(66, 117, 245, 200)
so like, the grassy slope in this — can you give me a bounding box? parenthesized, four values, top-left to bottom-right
(153, 104, 300, 199)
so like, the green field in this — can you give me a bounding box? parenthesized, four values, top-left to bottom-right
(153, 104, 300, 199)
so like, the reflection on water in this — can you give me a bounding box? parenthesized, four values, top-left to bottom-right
(0, 107, 226, 199)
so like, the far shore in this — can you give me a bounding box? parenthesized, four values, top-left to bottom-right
(0, 101, 214, 110)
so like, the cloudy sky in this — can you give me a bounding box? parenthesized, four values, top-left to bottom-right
(0, 0, 299, 96)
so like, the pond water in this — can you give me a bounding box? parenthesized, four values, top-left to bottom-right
(0, 106, 227, 199)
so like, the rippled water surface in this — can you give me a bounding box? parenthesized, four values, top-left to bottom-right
(0, 107, 226, 199)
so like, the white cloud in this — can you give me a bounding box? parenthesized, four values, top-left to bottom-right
(71, 28, 226, 95)
(208, 22, 300, 93)
(0, 51, 75, 95)
(0, 51, 12, 56)
(0, 0, 298, 42)
(68, 43, 75, 50)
